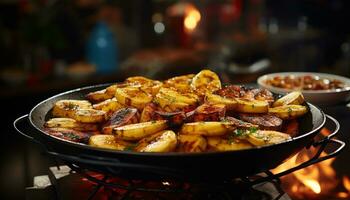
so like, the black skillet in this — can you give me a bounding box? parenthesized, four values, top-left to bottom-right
(13, 83, 345, 181)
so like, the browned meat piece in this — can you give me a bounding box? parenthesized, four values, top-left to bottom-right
(192, 103, 226, 122)
(214, 85, 247, 99)
(239, 114, 283, 131)
(221, 116, 258, 129)
(154, 110, 186, 127)
(250, 88, 274, 104)
(140, 103, 186, 126)
(102, 108, 139, 134)
(44, 128, 95, 143)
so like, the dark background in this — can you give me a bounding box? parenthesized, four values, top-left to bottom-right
(1, 0, 350, 199)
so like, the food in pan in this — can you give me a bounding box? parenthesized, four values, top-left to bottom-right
(264, 74, 347, 90)
(44, 70, 309, 153)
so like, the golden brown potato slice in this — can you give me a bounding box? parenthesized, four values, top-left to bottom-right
(93, 98, 124, 116)
(126, 76, 163, 96)
(180, 121, 233, 136)
(44, 118, 98, 131)
(191, 69, 221, 96)
(154, 87, 198, 112)
(134, 130, 177, 152)
(52, 100, 92, 118)
(268, 105, 307, 120)
(246, 130, 291, 146)
(163, 74, 194, 93)
(72, 109, 106, 123)
(86, 89, 114, 103)
(205, 93, 237, 110)
(89, 135, 131, 150)
(207, 137, 253, 151)
(177, 134, 207, 152)
(273, 91, 305, 107)
(113, 120, 168, 141)
(115, 87, 153, 110)
(235, 98, 269, 113)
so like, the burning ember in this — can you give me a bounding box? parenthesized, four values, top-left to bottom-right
(273, 128, 349, 200)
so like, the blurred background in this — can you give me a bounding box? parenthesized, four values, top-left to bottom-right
(2, 0, 350, 199)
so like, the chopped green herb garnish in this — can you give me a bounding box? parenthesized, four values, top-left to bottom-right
(234, 129, 246, 137)
(249, 127, 258, 133)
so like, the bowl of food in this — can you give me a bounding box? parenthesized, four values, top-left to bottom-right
(257, 72, 350, 105)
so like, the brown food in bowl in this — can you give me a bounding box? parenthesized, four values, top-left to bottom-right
(264, 75, 346, 90)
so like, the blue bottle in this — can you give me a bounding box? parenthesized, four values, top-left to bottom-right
(86, 21, 118, 74)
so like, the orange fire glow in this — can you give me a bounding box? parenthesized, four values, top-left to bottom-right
(184, 6, 201, 32)
(272, 128, 349, 199)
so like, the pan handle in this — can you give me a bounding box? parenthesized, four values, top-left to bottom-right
(251, 114, 345, 185)
(13, 114, 35, 141)
(13, 114, 46, 148)
(312, 114, 340, 146)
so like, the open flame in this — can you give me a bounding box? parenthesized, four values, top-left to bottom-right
(272, 128, 349, 199)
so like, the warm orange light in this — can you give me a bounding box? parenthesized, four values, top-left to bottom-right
(303, 179, 321, 194)
(184, 15, 197, 30)
(337, 192, 349, 198)
(272, 141, 339, 198)
(343, 176, 350, 191)
(184, 7, 201, 32)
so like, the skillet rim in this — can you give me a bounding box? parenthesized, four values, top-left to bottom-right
(29, 83, 326, 157)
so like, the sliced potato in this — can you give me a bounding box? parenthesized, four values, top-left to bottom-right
(154, 93, 191, 112)
(177, 134, 207, 152)
(191, 69, 221, 96)
(207, 137, 253, 151)
(126, 76, 163, 96)
(93, 98, 124, 115)
(126, 76, 154, 85)
(269, 105, 307, 120)
(235, 98, 269, 113)
(134, 130, 177, 152)
(113, 120, 168, 141)
(246, 130, 291, 146)
(158, 87, 199, 105)
(44, 118, 98, 131)
(115, 87, 153, 110)
(180, 121, 233, 136)
(89, 135, 131, 150)
(205, 93, 237, 110)
(273, 91, 305, 107)
(52, 100, 92, 118)
(72, 109, 106, 123)
(86, 89, 114, 103)
(163, 74, 194, 93)
(154, 88, 198, 112)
